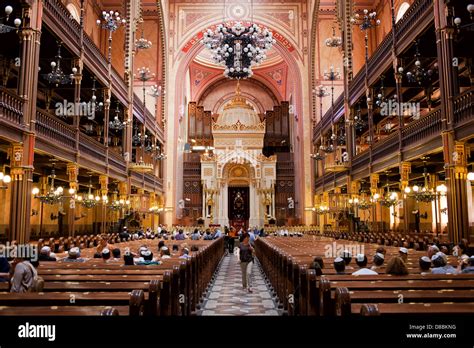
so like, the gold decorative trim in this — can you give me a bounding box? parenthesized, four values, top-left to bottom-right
(212, 120, 265, 132)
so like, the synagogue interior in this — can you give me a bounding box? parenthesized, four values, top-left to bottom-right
(0, 0, 473, 321)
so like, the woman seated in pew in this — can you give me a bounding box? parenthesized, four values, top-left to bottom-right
(333, 257, 346, 275)
(309, 257, 324, 276)
(419, 256, 432, 275)
(352, 254, 378, 275)
(370, 253, 385, 272)
(159, 246, 172, 260)
(385, 257, 409, 275)
(431, 252, 456, 274)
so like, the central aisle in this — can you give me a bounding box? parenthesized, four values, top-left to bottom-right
(200, 253, 280, 316)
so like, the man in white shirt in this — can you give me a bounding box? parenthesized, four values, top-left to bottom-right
(352, 254, 378, 275)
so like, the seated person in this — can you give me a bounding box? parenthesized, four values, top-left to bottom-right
(123, 248, 135, 266)
(158, 240, 166, 251)
(175, 229, 186, 240)
(386, 257, 409, 275)
(203, 229, 213, 240)
(399, 247, 408, 263)
(431, 252, 456, 274)
(309, 256, 324, 276)
(179, 247, 191, 259)
(38, 246, 56, 262)
(427, 244, 440, 258)
(371, 253, 385, 271)
(333, 257, 346, 275)
(136, 249, 161, 265)
(63, 247, 86, 262)
(419, 256, 431, 275)
(93, 252, 102, 259)
(213, 228, 222, 239)
(9, 256, 40, 293)
(111, 248, 121, 261)
(101, 248, 111, 262)
(352, 254, 378, 275)
(460, 256, 474, 274)
(160, 246, 171, 259)
(341, 250, 353, 270)
(191, 229, 201, 240)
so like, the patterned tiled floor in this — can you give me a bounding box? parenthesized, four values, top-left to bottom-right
(199, 253, 281, 316)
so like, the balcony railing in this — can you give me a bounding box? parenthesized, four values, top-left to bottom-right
(79, 133, 107, 163)
(36, 109, 76, 149)
(0, 89, 24, 126)
(402, 107, 442, 148)
(108, 150, 127, 174)
(454, 88, 474, 125)
(372, 132, 399, 159)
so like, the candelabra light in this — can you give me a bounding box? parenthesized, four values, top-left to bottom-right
(149, 84, 164, 98)
(404, 165, 447, 202)
(325, 25, 342, 48)
(454, 4, 474, 31)
(201, 22, 275, 79)
(43, 42, 72, 87)
(97, 10, 126, 64)
(32, 168, 64, 205)
(404, 41, 434, 87)
(0, 5, 21, 34)
(109, 102, 127, 131)
(135, 20, 152, 50)
(91, 77, 104, 113)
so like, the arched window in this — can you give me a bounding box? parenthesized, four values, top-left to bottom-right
(66, 3, 80, 23)
(396, 2, 411, 23)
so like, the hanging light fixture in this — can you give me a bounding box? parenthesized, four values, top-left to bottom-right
(109, 102, 126, 131)
(43, 42, 72, 87)
(91, 77, 104, 113)
(201, 22, 275, 79)
(135, 19, 152, 50)
(404, 163, 446, 202)
(354, 104, 367, 131)
(79, 176, 98, 209)
(375, 175, 399, 207)
(32, 167, 64, 205)
(0, 5, 21, 34)
(325, 25, 342, 48)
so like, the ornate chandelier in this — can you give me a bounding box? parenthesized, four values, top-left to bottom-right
(78, 176, 99, 209)
(43, 42, 72, 87)
(32, 168, 64, 205)
(404, 166, 447, 203)
(202, 22, 275, 79)
(373, 177, 399, 208)
(109, 103, 126, 131)
(325, 26, 342, 48)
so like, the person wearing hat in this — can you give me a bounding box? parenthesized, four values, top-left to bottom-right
(341, 250, 353, 270)
(431, 252, 456, 274)
(101, 248, 111, 262)
(160, 246, 171, 259)
(63, 247, 86, 262)
(371, 253, 385, 272)
(136, 249, 160, 265)
(333, 257, 346, 275)
(352, 254, 378, 275)
(38, 246, 56, 262)
(398, 247, 408, 263)
(179, 247, 191, 260)
(419, 256, 432, 275)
